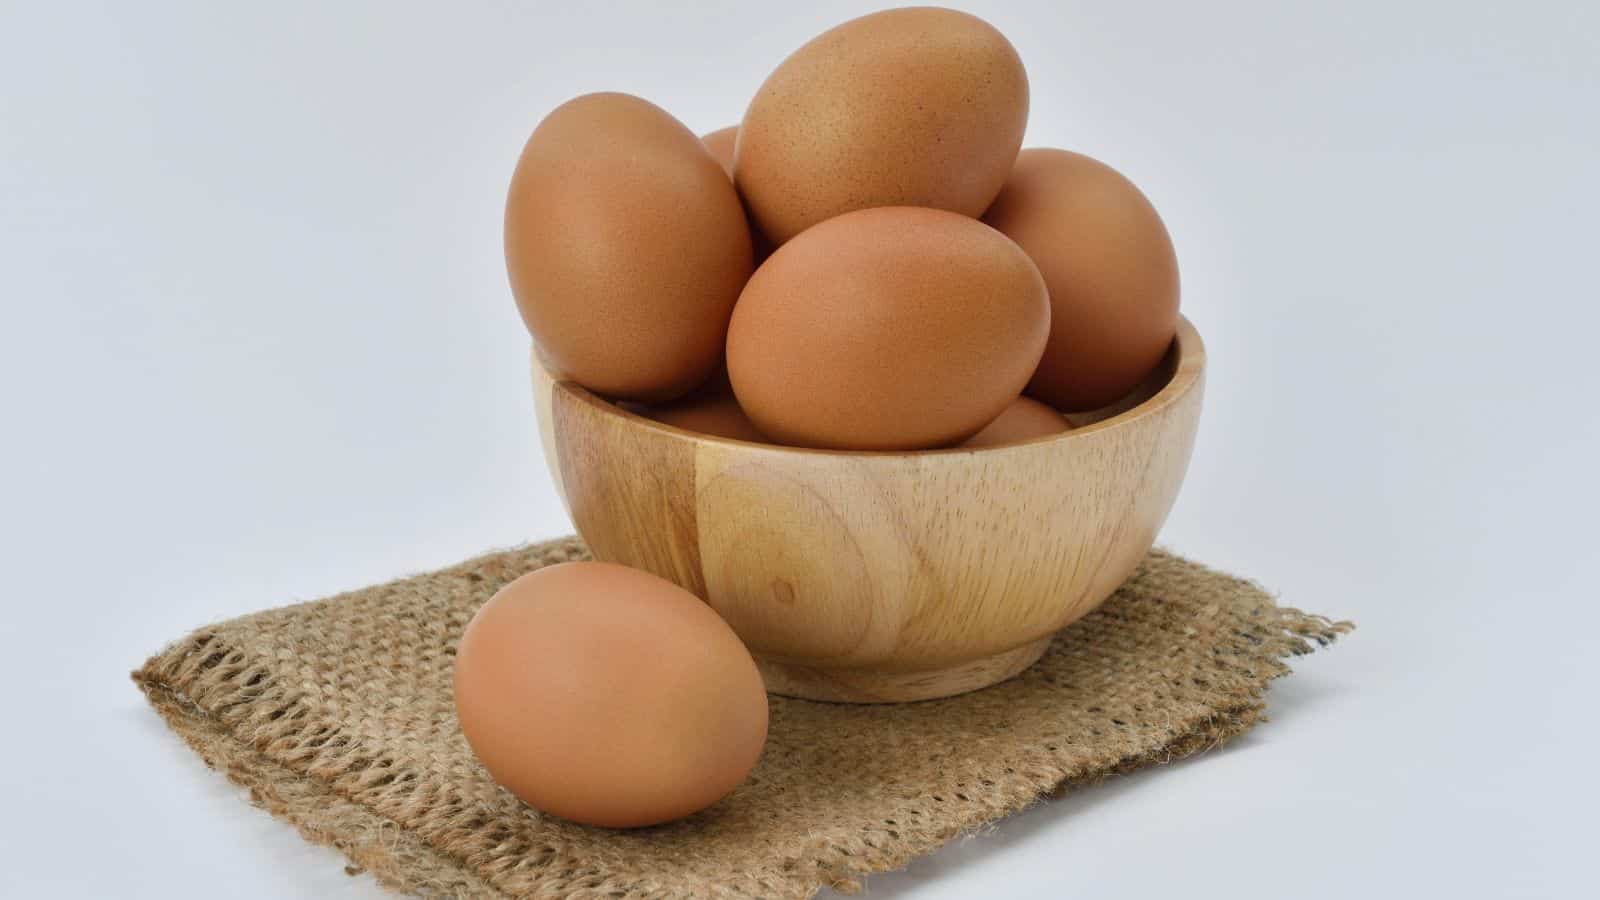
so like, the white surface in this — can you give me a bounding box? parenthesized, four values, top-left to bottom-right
(3, 1, 1596, 897)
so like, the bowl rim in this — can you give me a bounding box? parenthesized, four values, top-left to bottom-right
(538, 316, 1204, 457)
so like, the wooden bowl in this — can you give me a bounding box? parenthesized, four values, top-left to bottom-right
(533, 317, 1205, 702)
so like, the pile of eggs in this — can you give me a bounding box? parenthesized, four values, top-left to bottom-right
(507, 7, 1180, 452)
(457, 8, 1183, 830)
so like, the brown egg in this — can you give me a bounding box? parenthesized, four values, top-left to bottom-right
(701, 125, 773, 265)
(727, 207, 1049, 451)
(506, 93, 753, 402)
(983, 149, 1181, 411)
(961, 396, 1072, 448)
(453, 562, 768, 829)
(736, 8, 1028, 246)
(641, 384, 768, 443)
(701, 125, 737, 177)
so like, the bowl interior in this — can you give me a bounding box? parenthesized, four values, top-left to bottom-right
(551, 316, 1202, 456)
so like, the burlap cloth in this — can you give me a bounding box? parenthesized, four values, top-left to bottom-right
(134, 536, 1347, 898)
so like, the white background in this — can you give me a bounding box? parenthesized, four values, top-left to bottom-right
(3, 1, 1596, 897)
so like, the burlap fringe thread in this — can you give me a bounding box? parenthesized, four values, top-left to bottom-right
(135, 536, 1348, 899)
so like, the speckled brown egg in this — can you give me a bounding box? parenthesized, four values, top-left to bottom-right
(727, 207, 1049, 450)
(701, 126, 773, 265)
(983, 148, 1181, 411)
(701, 125, 738, 177)
(453, 562, 769, 829)
(736, 8, 1028, 246)
(962, 396, 1072, 448)
(506, 93, 753, 402)
(640, 382, 768, 443)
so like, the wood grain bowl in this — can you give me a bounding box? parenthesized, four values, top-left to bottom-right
(532, 317, 1205, 702)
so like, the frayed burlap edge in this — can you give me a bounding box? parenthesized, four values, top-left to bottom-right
(140, 676, 505, 897)
(134, 537, 1350, 899)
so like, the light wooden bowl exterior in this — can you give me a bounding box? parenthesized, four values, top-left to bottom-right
(533, 318, 1205, 703)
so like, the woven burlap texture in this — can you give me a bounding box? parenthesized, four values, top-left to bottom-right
(135, 536, 1346, 899)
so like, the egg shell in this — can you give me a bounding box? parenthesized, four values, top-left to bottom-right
(506, 93, 753, 401)
(452, 561, 769, 829)
(727, 207, 1050, 451)
(983, 149, 1181, 411)
(736, 8, 1028, 246)
(701, 126, 773, 265)
(640, 383, 768, 443)
(961, 396, 1072, 448)
(701, 125, 738, 177)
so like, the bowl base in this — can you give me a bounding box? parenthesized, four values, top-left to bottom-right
(756, 636, 1053, 704)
